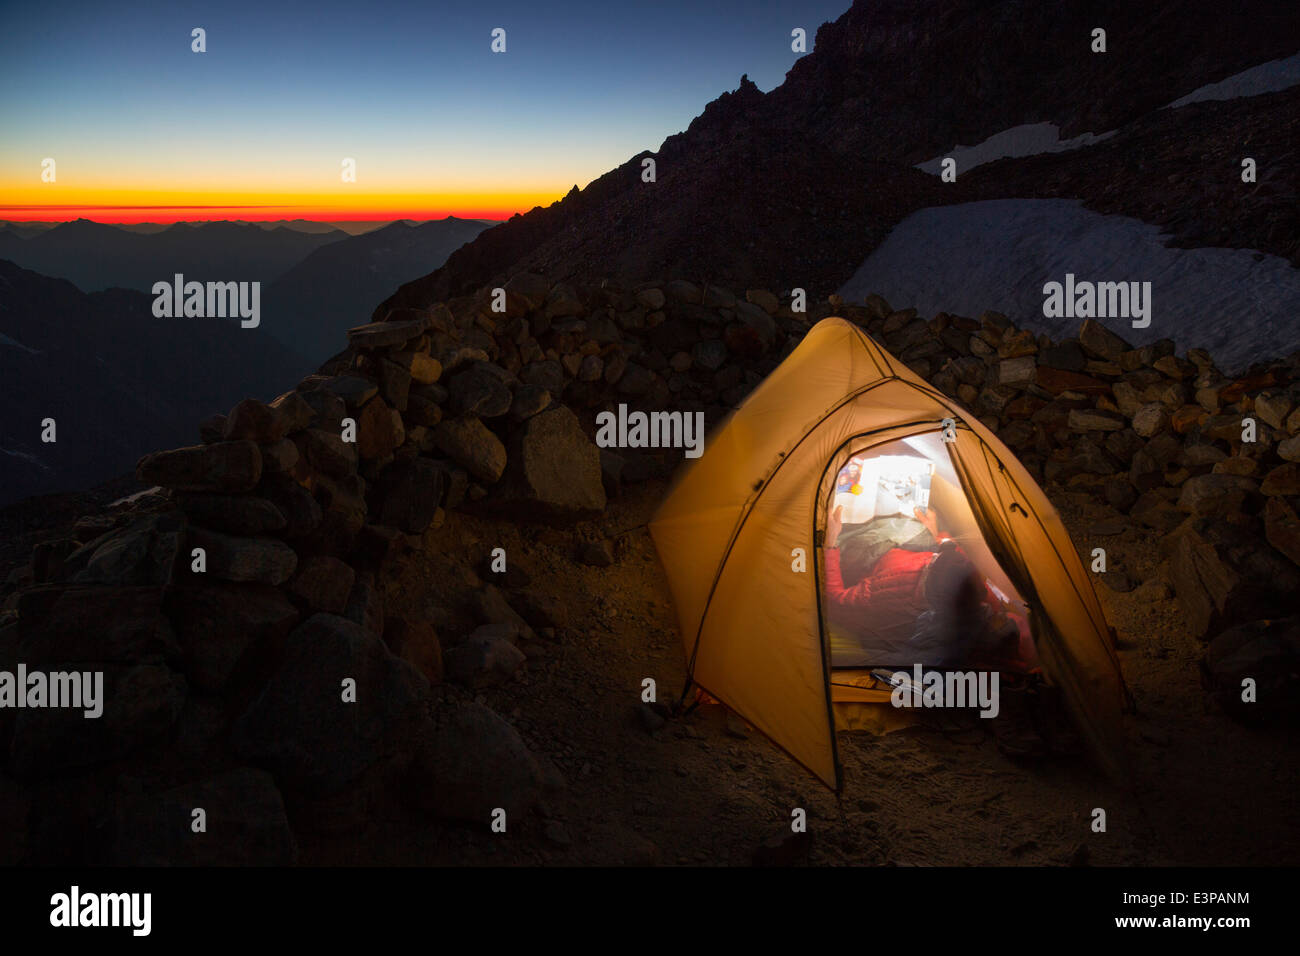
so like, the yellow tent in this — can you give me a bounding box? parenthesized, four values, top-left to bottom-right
(649, 317, 1131, 790)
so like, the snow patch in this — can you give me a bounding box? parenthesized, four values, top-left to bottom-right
(1166, 51, 1300, 108)
(836, 199, 1300, 374)
(915, 123, 1116, 176)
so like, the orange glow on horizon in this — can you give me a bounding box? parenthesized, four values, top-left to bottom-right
(0, 205, 538, 224)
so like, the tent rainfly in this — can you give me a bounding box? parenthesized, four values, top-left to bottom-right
(649, 317, 1132, 790)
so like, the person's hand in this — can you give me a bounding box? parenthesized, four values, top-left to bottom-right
(913, 506, 939, 539)
(826, 505, 843, 549)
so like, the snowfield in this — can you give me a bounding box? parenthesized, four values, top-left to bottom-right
(836, 199, 1300, 373)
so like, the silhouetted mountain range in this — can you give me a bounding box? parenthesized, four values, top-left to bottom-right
(0, 219, 347, 294)
(262, 217, 493, 361)
(374, 0, 1297, 314)
(0, 259, 310, 505)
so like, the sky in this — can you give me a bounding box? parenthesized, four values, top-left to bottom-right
(0, 0, 849, 223)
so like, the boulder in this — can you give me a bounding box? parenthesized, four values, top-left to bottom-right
(165, 583, 299, 692)
(375, 457, 446, 534)
(110, 768, 297, 865)
(1200, 616, 1300, 723)
(1176, 474, 1258, 515)
(433, 416, 507, 483)
(383, 619, 442, 686)
(289, 556, 356, 614)
(444, 626, 526, 688)
(188, 528, 298, 585)
(10, 664, 187, 778)
(223, 398, 286, 442)
(504, 406, 606, 519)
(67, 513, 185, 586)
(175, 494, 286, 535)
(1264, 497, 1300, 567)
(1078, 319, 1132, 361)
(232, 613, 431, 795)
(1165, 518, 1300, 639)
(449, 363, 513, 418)
(1261, 463, 1300, 496)
(346, 315, 430, 350)
(408, 701, 554, 823)
(136, 441, 261, 493)
(355, 397, 404, 460)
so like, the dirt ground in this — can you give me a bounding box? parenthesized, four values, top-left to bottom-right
(304, 479, 1299, 867)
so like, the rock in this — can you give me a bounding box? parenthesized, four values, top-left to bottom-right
(512, 590, 569, 631)
(383, 619, 442, 686)
(259, 474, 323, 539)
(259, 438, 300, 473)
(1212, 457, 1259, 477)
(1278, 436, 1300, 462)
(692, 339, 728, 371)
(509, 383, 551, 420)
(356, 396, 404, 460)
(409, 701, 552, 823)
(1103, 478, 1139, 513)
(665, 279, 702, 304)
(1130, 403, 1169, 438)
(1177, 474, 1258, 515)
(165, 583, 299, 692)
(999, 356, 1037, 385)
(188, 528, 298, 585)
(16, 584, 176, 666)
(1068, 408, 1126, 432)
(323, 374, 379, 407)
(578, 538, 615, 566)
(1078, 319, 1132, 361)
(1261, 463, 1300, 496)
(343, 572, 385, 638)
(10, 664, 187, 778)
(1100, 570, 1135, 592)
(289, 556, 356, 614)
(175, 494, 286, 535)
(505, 406, 606, 519)
(111, 768, 297, 865)
(375, 458, 446, 533)
(433, 416, 507, 484)
(444, 626, 526, 688)
(636, 287, 666, 310)
(1264, 497, 1300, 567)
(223, 398, 287, 442)
(617, 363, 657, 396)
(449, 363, 513, 418)
(475, 586, 537, 643)
(378, 359, 412, 411)
(300, 428, 357, 477)
(1132, 579, 1171, 602)
(137, 441, 262, 493)
(232, 613, 430, 795)
(1165, 518, 1300, 639)
(746, 289, 779, 314)
(1200, 616, 1300, 723)
(521, 359, 566, 395)
(269, 390, 316, 433)
(67, 513, 185, 586)
(1254, 393, 1293, 431)
(347, 315, 430, 350)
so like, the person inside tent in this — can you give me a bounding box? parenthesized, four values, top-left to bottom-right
(822, 498, 1037, 673)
